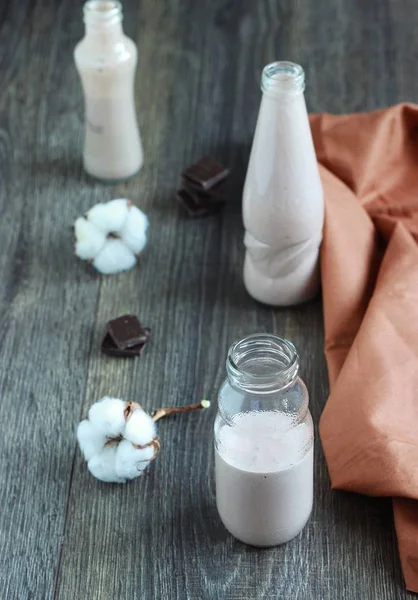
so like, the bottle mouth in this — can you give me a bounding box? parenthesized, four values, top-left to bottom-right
(226, 333, 299, 393)
(261, 61, 305, 95)
(83, 0, 122, 24)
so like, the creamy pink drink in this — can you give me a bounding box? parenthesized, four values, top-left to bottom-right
(243, 62, 324, 306)
(215, 411, 313, 546)
(74, 1, 143, 181)
(214, 334, 314, 547)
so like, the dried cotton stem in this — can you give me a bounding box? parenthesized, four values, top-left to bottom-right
(152, 400, 210, 422)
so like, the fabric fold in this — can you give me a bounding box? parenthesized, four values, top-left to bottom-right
(309, 104, 418, 593)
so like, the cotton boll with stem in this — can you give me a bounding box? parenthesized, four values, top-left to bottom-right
(77, 397, 211, 483)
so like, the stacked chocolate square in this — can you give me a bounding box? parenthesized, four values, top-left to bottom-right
(101, 314, 151, 358)
(176, 156, 230, 218)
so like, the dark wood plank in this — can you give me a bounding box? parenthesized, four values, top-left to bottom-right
(0, 2, 102, 600)
(1, 0, 418, 599)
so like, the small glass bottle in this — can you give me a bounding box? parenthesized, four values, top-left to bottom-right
(214, 333, 314, 546)
(74, 0, 143, 181)
(243, 61, 324, 306)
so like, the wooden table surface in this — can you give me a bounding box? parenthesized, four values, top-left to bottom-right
(1, 1, 417, 599)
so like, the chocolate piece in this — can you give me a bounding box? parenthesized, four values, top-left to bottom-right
(176, 189, 219, 218)
(101, 333, 149, 358)
(182, 179, 227, 206)
(107, 314, 150, 349)
(181, 157, 229, 191)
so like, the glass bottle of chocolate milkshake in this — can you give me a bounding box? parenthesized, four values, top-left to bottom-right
(74, 1, 143, 181)
(214, 333, 314, 546)
(243, 61, 324, 306)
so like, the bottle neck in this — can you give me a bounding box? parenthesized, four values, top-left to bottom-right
(226, 334, 299, 395)
(261, 61, 306, 99)
(83, 0, 124, 39)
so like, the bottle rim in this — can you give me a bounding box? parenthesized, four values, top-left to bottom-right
(83, 0, 122, 24)
(226, 333, 300, 393)
(261, 61, 305, 95)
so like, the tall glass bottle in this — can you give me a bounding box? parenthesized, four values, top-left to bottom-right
(74, 0, 143, 181)
(243, 62, 324, 306)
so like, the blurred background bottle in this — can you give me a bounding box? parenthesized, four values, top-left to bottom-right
(74, 0, 143, 181)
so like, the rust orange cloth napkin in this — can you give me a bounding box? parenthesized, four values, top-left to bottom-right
(309, 103, 418, 592)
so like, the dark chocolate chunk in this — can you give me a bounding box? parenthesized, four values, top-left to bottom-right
(107, 314, 150, 349)
(182, 179, 227, 206)
(181, 157, 229, 191)
(101, 333, 149, 358)
(176, 189, 220, 218)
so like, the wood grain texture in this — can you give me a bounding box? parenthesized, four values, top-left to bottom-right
(0, 0, 417, 599)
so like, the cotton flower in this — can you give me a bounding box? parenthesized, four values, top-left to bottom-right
(74, 199, 149, 274)
(77, 397, 211, 484)
(77, 397, 159, 483)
